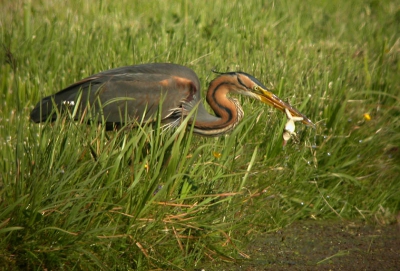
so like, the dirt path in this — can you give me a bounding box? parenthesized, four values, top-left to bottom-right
(202, 220, 400, 270)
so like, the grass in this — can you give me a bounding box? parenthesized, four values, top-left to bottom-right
(1, 0, 399, 269)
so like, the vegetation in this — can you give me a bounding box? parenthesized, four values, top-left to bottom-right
(1, 0, 399, 269)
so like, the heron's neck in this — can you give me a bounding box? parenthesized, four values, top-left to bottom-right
(192, 79, 244, 136)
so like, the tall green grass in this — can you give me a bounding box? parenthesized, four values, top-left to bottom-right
(1, 0, 399, 269)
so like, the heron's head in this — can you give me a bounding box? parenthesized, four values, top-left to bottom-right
(213, 71, 315, 127)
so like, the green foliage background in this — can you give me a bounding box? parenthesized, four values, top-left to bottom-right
(1, 0, 399, 269)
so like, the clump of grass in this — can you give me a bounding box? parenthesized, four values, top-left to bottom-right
(1, 107, 261, 269)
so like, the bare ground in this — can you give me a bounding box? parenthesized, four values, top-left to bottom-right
(200, 219, 400, 271)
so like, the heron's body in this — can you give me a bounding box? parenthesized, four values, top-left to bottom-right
(31, 63, 314, 136)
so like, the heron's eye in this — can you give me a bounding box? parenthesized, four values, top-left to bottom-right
(253, 86, 259, 91)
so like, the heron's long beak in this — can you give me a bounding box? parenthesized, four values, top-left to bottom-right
(254, 86, 315, 128)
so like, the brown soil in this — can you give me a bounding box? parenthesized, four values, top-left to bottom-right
(201, 220, 400, 271)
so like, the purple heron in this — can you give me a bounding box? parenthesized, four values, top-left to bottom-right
(30, 63, 314, 136)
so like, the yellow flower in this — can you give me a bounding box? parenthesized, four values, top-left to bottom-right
(212, 151, 222, 159)
(363, 113, 371, 121)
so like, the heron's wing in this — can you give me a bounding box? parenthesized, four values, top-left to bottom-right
(89, 72, 197, 123)
(30, 65, 202, 125)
